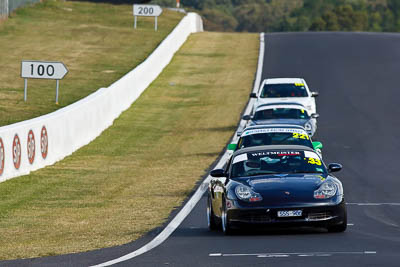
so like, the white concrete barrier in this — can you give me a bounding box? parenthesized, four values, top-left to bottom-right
(0, 12, 203, 183)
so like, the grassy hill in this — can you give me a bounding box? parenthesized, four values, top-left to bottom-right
(0, 0, 259, 260)
(0, 0, 183, 126)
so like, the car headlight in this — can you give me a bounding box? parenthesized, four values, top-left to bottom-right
(235, 185, 262, 202)
(314, 181, 337, 199)
(305, 122, 312, 131)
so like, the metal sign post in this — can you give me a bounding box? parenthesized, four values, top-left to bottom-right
(56, 80, 60, 104)
(133, 4, 163, 31)
(21, 60, 68, 104)
(134, 15, 137, 29)
(24, 78, 27, 102)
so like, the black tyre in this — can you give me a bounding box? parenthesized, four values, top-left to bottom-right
(327, 210, 347, 233)
(207, 195, 219, 230)
(221, 199, 234, 235)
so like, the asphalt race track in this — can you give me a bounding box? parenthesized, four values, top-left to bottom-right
(3, 32, 400, 266)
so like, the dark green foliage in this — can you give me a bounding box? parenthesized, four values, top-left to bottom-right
(310, 17, 326, 31)
(202, 8, 238, 31)
(151, 0, 400, 32)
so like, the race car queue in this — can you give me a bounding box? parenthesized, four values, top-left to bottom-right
(207, 78, 347, 234)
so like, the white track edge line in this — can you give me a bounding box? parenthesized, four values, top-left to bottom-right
(209, 251, 377, 257)
(91, 33, 266, 267)
(347, 203, 400, 206)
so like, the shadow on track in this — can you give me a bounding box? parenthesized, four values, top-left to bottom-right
(173, 224, 336, 238)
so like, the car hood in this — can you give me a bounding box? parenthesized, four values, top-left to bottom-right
(247, 173, 323, 189)
(237, 174, 330, 206)
(251, 118, 309, 126)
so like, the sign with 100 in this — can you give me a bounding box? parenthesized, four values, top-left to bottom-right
(21, 61, 68, 80)
(21, 60, 68, 103)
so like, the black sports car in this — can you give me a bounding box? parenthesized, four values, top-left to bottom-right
(207, 145, 346, 234)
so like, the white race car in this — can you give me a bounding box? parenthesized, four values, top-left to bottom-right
(251, 78, 318, 114)
(243, 103, 319, 137)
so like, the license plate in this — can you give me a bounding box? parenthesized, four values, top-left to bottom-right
(277, 210, 302, 217)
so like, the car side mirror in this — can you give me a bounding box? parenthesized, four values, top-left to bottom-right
(311, 91, 319, 97)
(210, 169, 226, 177)
(236, 131, 242, 137)
(227, 143, 237, 151)
(242, 115, 252, 120)
(328, 163, 342, 173)
(311, 113, 319, 119)
(312, 141, 323, 150)
(249, 92, 257, 98)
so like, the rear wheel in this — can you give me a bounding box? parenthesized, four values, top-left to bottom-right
(207, 195, 218, 230)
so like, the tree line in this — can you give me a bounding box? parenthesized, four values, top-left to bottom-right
(151, 0, 400, 32)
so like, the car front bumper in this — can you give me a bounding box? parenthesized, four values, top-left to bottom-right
(226, 199, 346, 228)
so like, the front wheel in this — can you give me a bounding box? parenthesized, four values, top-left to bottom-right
(207, 195, 219, 230)
(221, 199, 234, 235)
(327, 210, 347, 233)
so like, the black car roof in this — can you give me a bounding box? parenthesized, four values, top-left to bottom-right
(232, 145, 314, 157)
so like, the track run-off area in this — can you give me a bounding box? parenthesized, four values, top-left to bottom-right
(4, 32, 400, 266)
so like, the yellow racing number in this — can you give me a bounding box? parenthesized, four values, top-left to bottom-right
(307, 157, 321, 165)
(292, 133, 309, 140)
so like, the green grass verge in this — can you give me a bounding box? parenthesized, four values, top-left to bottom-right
(0, 0, 183, 126)
(0, 31, 259, 260)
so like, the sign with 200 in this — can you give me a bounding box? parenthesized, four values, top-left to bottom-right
(133, 5, 163, 17)
(133, 4, 163, 31)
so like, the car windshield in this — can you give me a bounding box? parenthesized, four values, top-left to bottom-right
(254, 108, 310, 120)
(237, 132, 313, 150)
(261, 83, 308, 98)
(231, 150, 326, 178)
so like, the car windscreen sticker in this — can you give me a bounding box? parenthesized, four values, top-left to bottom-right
(307, 157, 322, 165)
(242, 128, 306, 137)
(256, 105, 303, 112)
(304, 151, 319, 159)
(251, 151, 301, 157)
(292, 132, 310, 140)
(304, 151, 322, 165)
(233, 153, 248, 164)
(295, 83, 305, 87)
